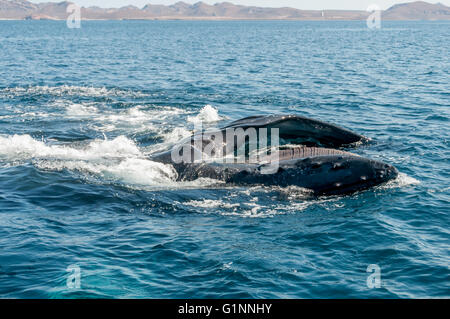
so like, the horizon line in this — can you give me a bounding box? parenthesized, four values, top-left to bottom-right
(26, 0, 448, 11)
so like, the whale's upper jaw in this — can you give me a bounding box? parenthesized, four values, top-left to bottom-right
(224, 114, 366, 148)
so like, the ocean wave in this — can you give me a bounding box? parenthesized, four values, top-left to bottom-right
(63, 102, 190, 136)
(36, 158, 178, 187)
(0, 134, 178, 187)
(160, 127, 192, 144)
(0, 134, 225, 189)
(182, 198, 275, 218)
(187, 104, 222, 124)
(66, 103, 99, 116)
(184, 199, 240, 209)
(0, 85, 149, 98)
(0, 135, 141, 161)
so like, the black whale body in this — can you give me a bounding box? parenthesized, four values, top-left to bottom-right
(224, 114, 367, 148)
(151, 115, 398, 196)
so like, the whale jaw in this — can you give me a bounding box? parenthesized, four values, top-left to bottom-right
(150, 114, 399, 196)
(292, 156, 399, 196)
(227, 155, 398, 196)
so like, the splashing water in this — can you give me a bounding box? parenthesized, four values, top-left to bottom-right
(187, 104, 222, 124)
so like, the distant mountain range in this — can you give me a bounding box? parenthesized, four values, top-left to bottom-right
(0, 1, 449, 20)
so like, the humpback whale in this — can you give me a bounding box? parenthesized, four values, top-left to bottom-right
(223, 115, 367, 148)
(151, 115, 398, 196)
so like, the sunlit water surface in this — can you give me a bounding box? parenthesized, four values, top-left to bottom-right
(0, 21, 448, 298)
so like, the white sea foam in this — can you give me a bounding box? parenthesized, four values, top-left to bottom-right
(161, 127, 192, 144)
(382, 172, 420, 189)
(100, 106, 188, 134)
(187, 105, 221, 124)
(0, 85, 148, 98)
(0, 135, 141, 160)
(0, 135, 181, 187)
(183, 198, 277, 218)
(66, 104, 99, 116)
(118, 106, 186, 122)
(36, 158, 178, 186)
(147, 106, 223, 152)
(0, 134, 227, 189)
(221, 205, 280, 218)
(63, 102, 190, 136)
(170, 178, 224, 189)
(159, 105, 222, 144)
(184, 199, 240, 209)
(182, 190, 318, 218)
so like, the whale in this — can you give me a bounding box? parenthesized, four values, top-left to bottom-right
(223, 114, 368, 148)
(151, 115, 398, 196)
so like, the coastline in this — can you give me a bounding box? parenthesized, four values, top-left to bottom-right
(1, 17, 449, 21)
(1, 1, 449, 22)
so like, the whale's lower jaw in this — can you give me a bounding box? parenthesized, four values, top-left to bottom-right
(174, 155, 398, 196)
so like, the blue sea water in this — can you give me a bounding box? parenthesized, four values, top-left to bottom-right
(0, 20, 448, 298)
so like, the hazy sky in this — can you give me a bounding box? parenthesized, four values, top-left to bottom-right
(29, 0, 449, 11)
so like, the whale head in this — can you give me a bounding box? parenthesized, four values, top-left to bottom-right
(297, 155, 399, 195)
(257, 155, 399, 196)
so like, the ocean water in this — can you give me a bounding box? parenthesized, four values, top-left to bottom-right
(0, 20, 448, 299)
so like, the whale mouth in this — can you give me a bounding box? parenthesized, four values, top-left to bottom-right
(150, 114, 400, 196)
